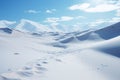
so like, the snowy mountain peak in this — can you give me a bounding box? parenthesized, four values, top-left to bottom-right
(15, 19, 52, 33)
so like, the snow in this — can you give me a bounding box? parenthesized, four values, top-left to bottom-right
(0, 22, 120, 80)
(0, 31, 63, 74)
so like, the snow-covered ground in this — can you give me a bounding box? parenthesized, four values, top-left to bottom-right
(0, 22, 120, 80)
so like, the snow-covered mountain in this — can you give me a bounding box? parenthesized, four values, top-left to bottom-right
(15, 19, 52, 33)
(0, 22, 120, 80)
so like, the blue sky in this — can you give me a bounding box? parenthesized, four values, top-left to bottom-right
(0, 0, 78, 21)
(0, 0, 120, 32)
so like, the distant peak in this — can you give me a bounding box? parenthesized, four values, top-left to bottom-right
(15, 19, 52, 33)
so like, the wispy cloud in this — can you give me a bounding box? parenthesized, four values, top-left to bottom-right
(60, 16, 74, 21)
(26, 10, 41, 14)
(0, 20, 16, 28)
(46, 9, 56, 14)
(89, 19, 107, 27)
(75, 16, 86, 19)
(88, 17, 120, 28)
(44, 18, 59, 23)
(44, 16, 74, 23)
(69, 3, 90, 11)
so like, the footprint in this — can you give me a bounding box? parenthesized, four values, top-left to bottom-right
(0, 75, 20, 80)
(97, 64, 108, 71)
(55, 59, 62, 62)
(8, 69, 12, 72)
(101, 64, 108, 67)
(42, 61, 48, 64)
(17, 71, 33, 77)
(35, 66, 47, 71)
(34, 66, 48, 74)
(97, 68, 100, 70)
(36, 63, 41, 66)
(14, 53, 20, 55)
(23, 66, 32, 70)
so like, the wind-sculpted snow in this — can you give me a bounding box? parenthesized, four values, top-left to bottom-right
(0, 22, 120, 80)
(91, 36, 120, 57)
(95, 22, 120, 40)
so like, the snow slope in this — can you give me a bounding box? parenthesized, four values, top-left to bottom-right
(95, 22, 120, 39)
(0, 22, 120, 80)
(0, 30, 63, 74)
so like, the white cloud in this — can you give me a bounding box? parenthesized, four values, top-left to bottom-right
(75, 16, 86, 19)
(69, 2, 119, 12)
(46, 9, 56, 14)
(26, 10, 40, 14)
(44, 18, 60, 23)
(46, 10, 52, 14)
(0, 20, 16, 28)
(44, 16, 74, 23)
(69, 3, 90, 11)
(60, 16, 74, 21)
(88, 17, 120, 28)
(86, 4, 119, 12)
(90, 0, 119, 5)
(89, 19, 107, 27)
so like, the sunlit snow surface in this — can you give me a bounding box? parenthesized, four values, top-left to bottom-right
(0, 23, 120, 80)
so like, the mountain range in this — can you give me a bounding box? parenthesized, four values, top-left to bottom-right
(0, 22, 120, 80)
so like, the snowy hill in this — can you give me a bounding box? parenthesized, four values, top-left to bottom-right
(0, 22, 120, 80)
